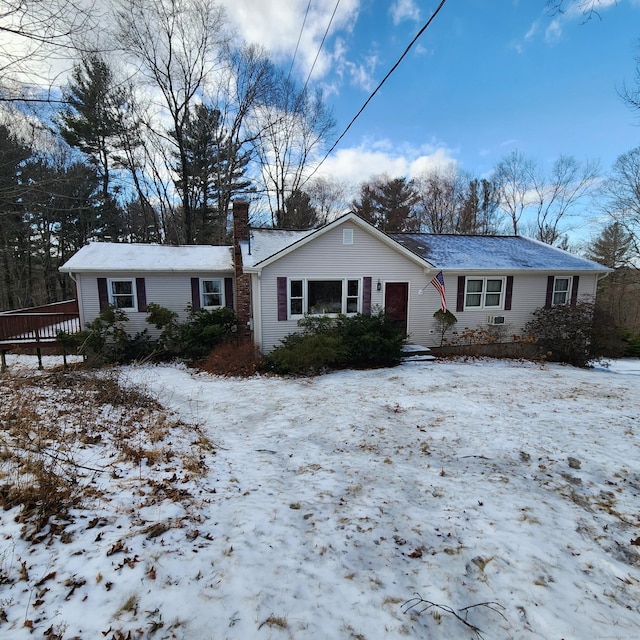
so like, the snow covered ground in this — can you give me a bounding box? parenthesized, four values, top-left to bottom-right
(1, 355, 639, 639)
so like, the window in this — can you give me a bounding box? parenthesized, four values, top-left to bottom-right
(552, 277, 571, 305)
(108, 279, 136, 310)
(464, 277, 505, 309)
(289, 279, 361, 317)
(290, 279, 304, 315)
(201, 279, 224, 308)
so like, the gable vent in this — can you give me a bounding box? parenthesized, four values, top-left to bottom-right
(343, 229, 354, 245)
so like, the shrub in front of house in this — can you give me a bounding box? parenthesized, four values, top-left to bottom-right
(524, 301, 625, 367)
(335, 311, 406, 368)
(265, 311, 406, 375)
(59, 304, 238, 365)
(178, 306, 237, 361)
(146, 303, 237, 361)
(58, 307, 150, 365)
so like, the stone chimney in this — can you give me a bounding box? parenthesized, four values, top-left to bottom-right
(232, 200, 252, 345)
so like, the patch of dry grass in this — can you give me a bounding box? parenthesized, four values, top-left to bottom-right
(199, 341, 263, 377)
(0, 368, 213, 540)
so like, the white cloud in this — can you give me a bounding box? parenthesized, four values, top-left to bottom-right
(220, 0, 360, 82)
(311, 139, 457, 191)
(545, 19, 563, 43)
(389, 0, 421, 26)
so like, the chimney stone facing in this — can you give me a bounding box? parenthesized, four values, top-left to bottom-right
(232, 201, 252, 344)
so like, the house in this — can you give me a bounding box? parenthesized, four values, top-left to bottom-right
(59, 200, 611, 353)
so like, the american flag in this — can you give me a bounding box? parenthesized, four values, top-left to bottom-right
(430, 271, 447, 312)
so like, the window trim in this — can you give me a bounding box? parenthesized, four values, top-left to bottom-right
(107, 278, 137, 311)
(288, 278, 362, 318)
(463, 276, 506, 310)
(200, 277, 225, 309)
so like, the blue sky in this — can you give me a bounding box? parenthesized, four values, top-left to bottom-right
(222, 0, 640, 189)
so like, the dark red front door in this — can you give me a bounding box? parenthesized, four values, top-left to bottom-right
(384, 282, 409, 335)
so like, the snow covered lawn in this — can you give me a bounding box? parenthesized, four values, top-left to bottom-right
(1, 356, 639, 639)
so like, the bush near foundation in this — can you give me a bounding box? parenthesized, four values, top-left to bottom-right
(59, 304, 238, 364)
(265, 311, 406, 375)
(524, 301, 625, 367)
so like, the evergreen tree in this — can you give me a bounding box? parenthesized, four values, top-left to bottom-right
(282, 189, 319, 229)
(172, 103, 253, 244)
(351, 176, 419, 232)
(0, 125, 33, 309)
(58, 53, 128, 240)
(588, 221, 633, 268)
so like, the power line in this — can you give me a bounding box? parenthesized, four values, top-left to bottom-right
(286, 0, 313, 85)
(0, 97, 71, 104)
(300, 0, 341, 97)
(304, 0, 449, 185)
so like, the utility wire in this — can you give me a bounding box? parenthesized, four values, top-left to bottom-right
(304, 0, 448, 184)
(300, 0, 341, 98)
(0, 97, 71, 104)
(286, 0, 313, 85)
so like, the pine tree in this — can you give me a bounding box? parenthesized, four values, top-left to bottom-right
(58, 53, 127, 240)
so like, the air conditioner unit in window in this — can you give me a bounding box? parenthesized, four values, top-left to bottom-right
(487, 315, 505, 325)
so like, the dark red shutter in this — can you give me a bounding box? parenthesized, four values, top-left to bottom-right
(456, 276, 465, 313)
(277, 277, 287, 321)
(571, 275, 580, 306)
(224, 277, 234, 309)
(545, 276, 554, 309)
(136, 278, 147, 312)
(505, 276, 514, 311)
(191, 278, 201, 309)
(362, 277, 372, 315)
(97, 278, 109, 311)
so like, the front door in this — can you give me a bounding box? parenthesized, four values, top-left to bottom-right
(384, 282, 409, 336)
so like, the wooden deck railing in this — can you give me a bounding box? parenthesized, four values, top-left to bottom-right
(0, 300, 81, 370)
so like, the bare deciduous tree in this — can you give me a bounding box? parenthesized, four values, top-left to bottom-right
(493, 150, 536, 236)
(113, 0, 228, 243)
(599, 146, 640, 257)
(414, 166, 464, 233)
(531, 155, 599, 245)
(253, 76, 335, 227)
(306, 176, 349, 226)
(0, 0, 96, 96)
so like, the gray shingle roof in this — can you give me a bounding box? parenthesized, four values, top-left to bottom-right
(388, 234, 610, 272)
